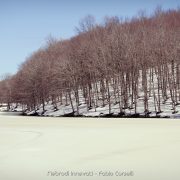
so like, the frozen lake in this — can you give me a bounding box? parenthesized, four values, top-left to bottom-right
(0, 112, 180, 180)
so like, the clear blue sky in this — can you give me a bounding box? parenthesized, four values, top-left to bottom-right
(0, 0, 179, 76)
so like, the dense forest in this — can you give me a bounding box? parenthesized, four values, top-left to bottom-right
(0, 8, 180, 117)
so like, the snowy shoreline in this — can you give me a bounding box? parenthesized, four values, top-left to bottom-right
(0, 108, 170, 118)
(1, 101, 180, 118)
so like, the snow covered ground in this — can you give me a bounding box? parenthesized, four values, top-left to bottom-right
(1, 70, 180, 118)
(0, 112, 180, 180)
(0, 104, 8, 112)
(19, 75, 180, 118)
(23, 94, 180, 118)
(2, 96, 180, 118)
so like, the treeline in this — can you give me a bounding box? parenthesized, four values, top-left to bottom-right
(0, 8, 180, 115)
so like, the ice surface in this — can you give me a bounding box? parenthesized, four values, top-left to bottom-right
(0, 113, 180, 180)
